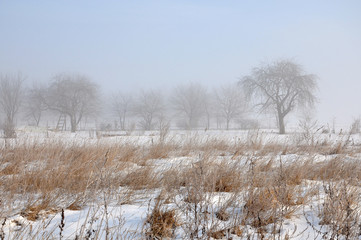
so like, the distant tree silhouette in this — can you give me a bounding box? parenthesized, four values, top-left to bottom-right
(240, 60, 317, 134)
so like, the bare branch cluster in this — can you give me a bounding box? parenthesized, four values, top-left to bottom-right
(240, 60, 318, 134)
(43, 73, 100, 132)
(0, 73, 25, 137)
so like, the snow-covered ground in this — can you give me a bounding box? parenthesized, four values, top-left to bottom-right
(1, 128, 361, 239)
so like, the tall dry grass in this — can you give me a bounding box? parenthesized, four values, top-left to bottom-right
(0, 132, 361, 239)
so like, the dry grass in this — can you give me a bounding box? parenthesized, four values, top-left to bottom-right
(120, 167, 160, 190)
(307, 157, 361, 184)
(206, 162, 244, 192)
(317, 180, 361, 239)
(145, 196, 178, 239)
(1, 132, 361, 239)
(242, 185, 305, 228)
(0, 141, 142, 215)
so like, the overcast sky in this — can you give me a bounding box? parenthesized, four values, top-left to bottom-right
(1, 1, 361, 126)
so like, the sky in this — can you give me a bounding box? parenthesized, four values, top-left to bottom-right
(1, 0, 361, 127)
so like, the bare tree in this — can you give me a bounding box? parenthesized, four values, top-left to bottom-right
(240, 60, 317, 134)
(171, 83, 207, 130)
(111, 92, 133, 130)
(24, 82, 47, 126)
(134, 90, 164, 131)
(216, 83, 245, 130)
(45, 73, 100, 132)
(0, 73, 25, 137)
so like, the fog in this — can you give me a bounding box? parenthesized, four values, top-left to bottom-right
(1, 1, 361, 130)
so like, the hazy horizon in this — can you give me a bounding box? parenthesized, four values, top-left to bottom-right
(1, 1, 361, 127)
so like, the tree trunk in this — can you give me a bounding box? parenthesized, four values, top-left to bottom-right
(122, 115, 126, 130)
(206, 113, 210, 130)
(70, 116, 77, 132)
(277, 111, 286, 134)
(119, 116, 123, 130)
(226, 119, 230, 130)
(188, 115, 194, 130)
(35, 112, 41, 127)
(4, 120, 16, 138)
(216, 116, 220, 130)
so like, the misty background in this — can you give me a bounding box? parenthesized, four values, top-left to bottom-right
(1, 0, 361, 129)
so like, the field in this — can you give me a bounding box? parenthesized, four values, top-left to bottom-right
(1, 128, 361, 239)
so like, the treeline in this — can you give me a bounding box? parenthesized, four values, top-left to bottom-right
(0, 59, 318, 136)
(0, 73, 251, 136)
(108, 82, 252, 132)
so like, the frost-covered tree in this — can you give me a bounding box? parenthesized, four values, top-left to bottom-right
(171, 83, 207, 130)
(45, 73, 100, 132)
(25, 82, 47, 127)
(216, 83, 245, 130)
(111, 92, 133, 130)
(240, 60, 317, 134)
(0, 73, 24, 137)
(134, 90, 164, 131)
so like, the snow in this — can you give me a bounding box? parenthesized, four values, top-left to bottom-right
(1, 128, 361, 239)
